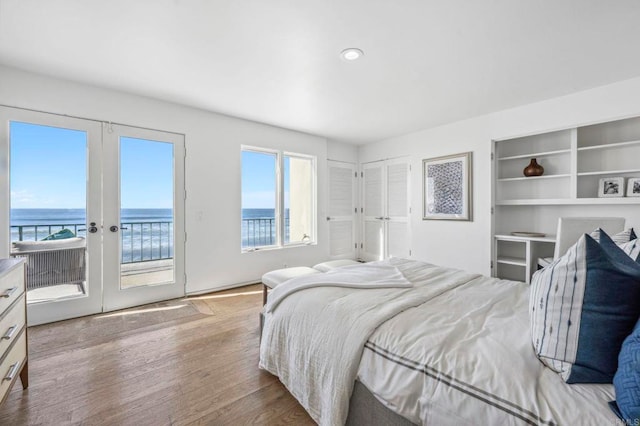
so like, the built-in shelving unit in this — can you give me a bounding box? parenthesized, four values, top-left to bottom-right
(494, 234, 555, 284)
(492, 115, 640, 283)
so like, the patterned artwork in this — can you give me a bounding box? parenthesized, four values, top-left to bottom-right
(628, 178, 640, 197)
(427, 161, 463, 214)
(423, 152, 472, 221)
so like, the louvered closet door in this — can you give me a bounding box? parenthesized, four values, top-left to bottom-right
(386, 158, 411, 258)
(361, 161, 385, 261)
(327, 161, 357, 259)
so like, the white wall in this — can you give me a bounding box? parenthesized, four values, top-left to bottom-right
(327, 139, 358, 163)
(0, 65, 355, 293)
(359, 76, 640, 276)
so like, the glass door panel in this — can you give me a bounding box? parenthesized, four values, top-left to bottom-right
(103, 124, 184, 312)
(119, 137, 175, 289)
(0, 107, 103, 325)
(241, 149, 278, 250)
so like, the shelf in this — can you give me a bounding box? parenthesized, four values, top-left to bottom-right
(497, 174, 570, 182)
(495, 234, 556, 243)
(497, 149, 571, 161)
(496, 256, 526, 267)
(577, 169, 640, 177)
(577, 139, 640, 152)
(496, 197, 640, 205)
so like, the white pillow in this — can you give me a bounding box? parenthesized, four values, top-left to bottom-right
(12, 237, 86, 252)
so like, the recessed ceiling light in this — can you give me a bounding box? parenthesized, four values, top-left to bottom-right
(341, 48, 364, 61)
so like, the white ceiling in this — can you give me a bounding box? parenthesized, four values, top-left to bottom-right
(2, 1, 640, 144)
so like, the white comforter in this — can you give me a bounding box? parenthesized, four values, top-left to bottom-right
(259, 258, 480, 426)
(358, 265, 618, 425)
(260, 258, 618, 425)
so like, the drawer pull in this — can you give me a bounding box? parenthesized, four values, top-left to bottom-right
(3, 360, 21, 382)
(0, 287, 18, 298)
(2, 325, 17, 340)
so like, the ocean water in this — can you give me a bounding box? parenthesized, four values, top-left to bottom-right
(10, 208, 172, 226)
(11, 208, 173, 262)
(241, 208, 290, 247)
(10, 208, 288, 253)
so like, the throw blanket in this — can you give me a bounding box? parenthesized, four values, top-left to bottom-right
(259, 258, 481, 426)
(264, 263, 412, 313)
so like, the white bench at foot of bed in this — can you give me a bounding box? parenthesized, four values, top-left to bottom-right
(261, 267, 320, 305)
(261, 259, 360, 304)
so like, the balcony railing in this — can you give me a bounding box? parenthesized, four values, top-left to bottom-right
(12, 217, 288, 259)
(241, 217, 289, 248)
(10, 221, 173, 264)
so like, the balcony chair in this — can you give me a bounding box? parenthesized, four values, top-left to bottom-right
(10, 237, 87, 293)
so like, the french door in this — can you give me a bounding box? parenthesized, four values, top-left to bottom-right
(0, 107, 185, 325)
(102, 124, 185, 312)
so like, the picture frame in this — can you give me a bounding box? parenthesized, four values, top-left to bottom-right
(597, 177, 625, 198)
(627, 178, 640, 197)
(422, 152, 472, 221)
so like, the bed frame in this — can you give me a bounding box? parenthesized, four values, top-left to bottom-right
(346, 380, 414, 425)
(260, 312, 414, 424)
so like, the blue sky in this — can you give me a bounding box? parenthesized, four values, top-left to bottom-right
(10, 121, 173, 209)
(241, 150, 290, 209)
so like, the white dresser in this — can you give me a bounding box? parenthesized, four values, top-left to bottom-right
(0, 258, 28, 405)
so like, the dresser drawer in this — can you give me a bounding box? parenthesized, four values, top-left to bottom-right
(0, 266, 25, 315)
(0, 330, 26, 403)
(0, 294, 26, 359)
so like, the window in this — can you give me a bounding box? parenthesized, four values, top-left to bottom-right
(241, 147, 316, 250)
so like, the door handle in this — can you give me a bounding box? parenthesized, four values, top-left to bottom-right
(110, 225, 119, 232)
(88, 222, 98, 233)
(374, 217, 384, 220)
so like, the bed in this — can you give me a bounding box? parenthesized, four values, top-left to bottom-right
(259, 257, 620, 425)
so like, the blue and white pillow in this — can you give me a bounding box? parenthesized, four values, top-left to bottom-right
(530, 230, 640, 383)
(611, 320, 640, 423)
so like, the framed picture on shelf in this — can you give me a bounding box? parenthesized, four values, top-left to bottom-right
(627, 178, 640, 197)
(597, 177, 625, 198)
(422, 151, 472, 221)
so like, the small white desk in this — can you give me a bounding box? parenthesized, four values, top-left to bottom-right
(494, 234, 556, 284)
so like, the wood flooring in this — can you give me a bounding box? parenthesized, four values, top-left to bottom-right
(0, 284, 315, 426)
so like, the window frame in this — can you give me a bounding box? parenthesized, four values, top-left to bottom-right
(241, 145, 317, 252)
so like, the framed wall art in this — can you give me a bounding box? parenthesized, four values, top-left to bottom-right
(422, 151, 472, 221)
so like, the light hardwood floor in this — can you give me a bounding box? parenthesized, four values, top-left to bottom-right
(0, 284, 314, 425)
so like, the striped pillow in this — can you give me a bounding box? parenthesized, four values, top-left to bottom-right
(590, 227, 637, 244)
(620, 238, 640, 261)
(530, 230, 640, 383)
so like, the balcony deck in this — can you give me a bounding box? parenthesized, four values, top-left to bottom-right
(27, 259, 174, 304)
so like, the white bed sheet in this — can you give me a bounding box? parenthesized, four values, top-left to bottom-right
(357, 274, 618, 425)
